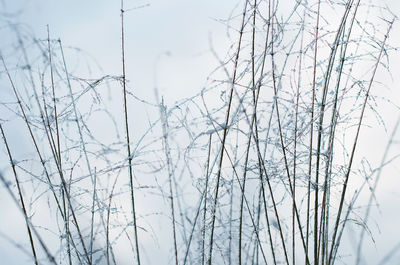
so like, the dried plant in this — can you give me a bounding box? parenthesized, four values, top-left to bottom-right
(0, 0, 399, 264)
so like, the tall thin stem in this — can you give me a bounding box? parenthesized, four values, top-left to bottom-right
(306, 0, 320, 262)
(0, 125, 38, 265)
(208, 2, 248, 264)
(120, 1, 141, 264)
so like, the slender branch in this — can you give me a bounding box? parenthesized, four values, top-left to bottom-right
(120, 1, 141, 264)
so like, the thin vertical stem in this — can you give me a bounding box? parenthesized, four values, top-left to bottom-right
(306, 1, 320, 262)
(293, 13, 305, 264)
(46, 26, 71, 265)
(202, 134, 212, 265)
(0, 125, 38, 265)
(120, 1, 141, 264)
(208, 2, 248, 264)
(239, 2, 257, 264)
(160, 99, 179, 265)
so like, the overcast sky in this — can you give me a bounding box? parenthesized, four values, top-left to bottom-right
(1, 1, 400, 264)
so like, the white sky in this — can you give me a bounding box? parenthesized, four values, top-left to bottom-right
(1, 0, 400, 264)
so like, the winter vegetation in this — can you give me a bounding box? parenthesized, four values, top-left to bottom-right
(0, 0, 400, 264)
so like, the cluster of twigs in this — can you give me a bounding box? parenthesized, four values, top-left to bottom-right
(0, 0, 398, 264)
